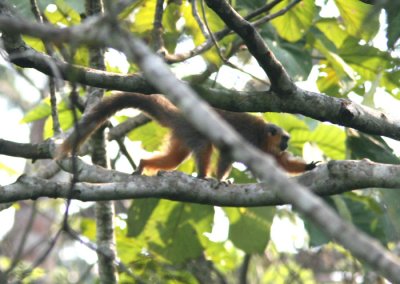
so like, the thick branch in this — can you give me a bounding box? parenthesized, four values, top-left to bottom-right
(0, 139, 52, 159)
(1, 160, 400, 205)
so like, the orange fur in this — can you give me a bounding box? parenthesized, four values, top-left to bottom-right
(58, 92, 317, 179)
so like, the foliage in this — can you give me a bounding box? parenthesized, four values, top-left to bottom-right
(1, 0, 400, 283)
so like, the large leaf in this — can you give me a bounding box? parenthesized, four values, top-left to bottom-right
(151, 203, 213, 264)
(313, 36, 356, 82)
(264, 113, 308, 133)
(340, 39, 393, 79)
(307, 124, 346, 160)
(334, 0, 379, 41)
(263, 38, 313, 81)
(127, 121, 168, 152)
(226, 207, 275, 253)
(384, 1, 400, 49)
(126, 200, 214, 265)
(270, 0, 316, 42)
(315, 18, 349, 49)
(127, 198, 160, 237)
(342, 193, 386, 243)
(129, 1, 156, 34)
(347, 130, 400, 164)
(305, 193, 387, 246)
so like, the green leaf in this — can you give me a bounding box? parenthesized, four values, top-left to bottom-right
(227, 207, 275, 253)
(127, 198, 160, 237)
(10, 0, 53, 19)
(263, 38, 313, 81)
(203, 239, 242, 272)
(153, 203, 207, 264)
(80, 217, 97, 241)
(263, 259, 315, 283)
(23, 36, 46, 52)
(308, 124, 346, 160)
(381, 70, 400, 97)
(21, 99, 51, 123)
(303, 211, 331, 246)
(127, 121, 168, 152)
(339, 38, 392, 81)
(44, 0, 81, 26)
(44, 109, 79, 139)
(313, 36, 356, 82)
(347, 130, 400, 164)
(305, 192, 389, 246)
(343, 193, 387, 243)
(315, 18, 349, 48)
(236, 0, 267, 12)
(384, 1, 400, 48)
(271, 0, 316, 42)
(263, 113, 308, 133)
(379, 190, 400, 242)
(334, 0, 379, 41)
(130, 1, 156, 34)
(316, 64, 343, 96)
(181, 2, 224, 66)
(229, 168, 257, 184)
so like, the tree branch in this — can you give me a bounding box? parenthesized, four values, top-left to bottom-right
(204, 0, 294, 94)
(0, 139, 52, 160)
(1, 160, 399, 206)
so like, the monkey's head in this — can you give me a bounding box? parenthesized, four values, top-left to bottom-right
(263, 124, 290, 154)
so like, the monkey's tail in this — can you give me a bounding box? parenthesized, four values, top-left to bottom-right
(55, 92, 178, 158)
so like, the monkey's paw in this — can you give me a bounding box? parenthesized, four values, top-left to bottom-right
(305, 161, 321, 171)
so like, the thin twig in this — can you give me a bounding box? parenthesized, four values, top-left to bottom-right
(15, 228, 63, 283)
(199, 0, 226, 62)
(153, 0, 165, 52)
(190, 0, 209, 38)
(4, 203, 38, 277)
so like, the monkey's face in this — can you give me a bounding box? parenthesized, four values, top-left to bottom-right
(279, 132, 290, 150)
(264, 125, 290, 154)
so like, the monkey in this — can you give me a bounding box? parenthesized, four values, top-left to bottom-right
(56, 92, 318, 180)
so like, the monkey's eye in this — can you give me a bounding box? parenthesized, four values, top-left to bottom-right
(268, 126, 278, 136)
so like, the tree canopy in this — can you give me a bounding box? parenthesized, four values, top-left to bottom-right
(0, 0, 400, 283)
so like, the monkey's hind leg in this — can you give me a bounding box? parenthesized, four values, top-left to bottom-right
(135, 136, 191, 175)
(193, 143, 213, 178)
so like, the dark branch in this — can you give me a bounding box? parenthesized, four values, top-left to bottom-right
(0, 139, 52, 160)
